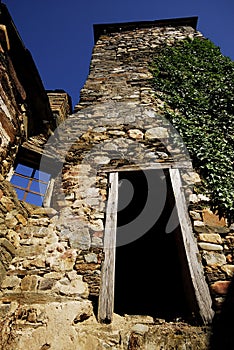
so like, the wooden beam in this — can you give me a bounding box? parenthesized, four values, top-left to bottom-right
(98, 172, 118, 323)
(169, 168, 214, 324)
(102, 161, 192, 173)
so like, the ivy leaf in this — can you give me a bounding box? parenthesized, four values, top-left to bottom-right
(150, 37, 234, 223)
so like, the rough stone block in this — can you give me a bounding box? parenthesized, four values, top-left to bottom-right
(0, 247, 12, 267)
(127, 129, 144, 139)
(0, 303, 11, 318)
(32, 207, 57, 216)
(193, 221, 209, 233)
(1, 275, 20, 289)
(48, 249, 77, 272)
(182, 172, 201, 185)
(189, 211, 202, 221)
(145, 127, 169, 140)
(16, 245, 45, 257)
(16, 213, 27, 226)
(43, 272, 64, 280)
(198, 233, 222, 244)
(221, 265, 234, 277)
(55, 275, 89, 298)
(30, 257, 46, 268)
(3, 300, 93, 350)
(0, 197, 14, 211)
(131, 323, 149, 335)
(202, 251, 226, 266)
(21, 275, 39, 292)
(94, 156, 110, 164)
(210, 226, 229, 234)
(84, 253, 98, 263)
(5, 212, 18, 229)
(211, 280, 231, 295)
(0, 238, 16, 256)
(198, 242, 223, 251)
(6, 229, 20, 247)
(39, 278, 56, 291)
(75, 263, 100, 273)
(91, 236, 103, 248)
(0, 261, 6, 284)
(67, 228, 91, 250)
(89, 219, 104, 231)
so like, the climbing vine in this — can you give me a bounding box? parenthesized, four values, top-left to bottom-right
(150, 37, 234, 223)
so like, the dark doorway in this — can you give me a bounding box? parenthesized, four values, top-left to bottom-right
(114, 169, 196, 322)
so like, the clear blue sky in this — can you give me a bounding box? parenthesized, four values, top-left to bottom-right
(3, 0, 234, 109)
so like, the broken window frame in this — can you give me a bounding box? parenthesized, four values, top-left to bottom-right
(8, 148, 55, 208)
(10, 163, 51, 206)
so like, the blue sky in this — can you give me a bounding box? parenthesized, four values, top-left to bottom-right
(3, 0, 234, 108)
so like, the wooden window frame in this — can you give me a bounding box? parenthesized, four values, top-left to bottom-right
(9, 162, 54, 207)
(98, 166, 214, 324)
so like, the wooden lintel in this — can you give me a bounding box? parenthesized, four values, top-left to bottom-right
(102, 161, 192, 173)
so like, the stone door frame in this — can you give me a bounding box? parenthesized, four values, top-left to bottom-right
(97, 165, 214, 324)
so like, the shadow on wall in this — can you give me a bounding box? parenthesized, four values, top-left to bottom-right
(209, 276, 234, 349)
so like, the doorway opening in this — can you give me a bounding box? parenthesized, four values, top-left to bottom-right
(114, 169, 198, 323)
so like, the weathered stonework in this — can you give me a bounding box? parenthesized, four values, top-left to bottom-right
(47, 90, 72, 128)
(75, 20, 202, 112)
(0, 36, 26, 177)
(0, 7, 233, 350)
(0, 4, 53, 178)
(189, 207, 234, 312)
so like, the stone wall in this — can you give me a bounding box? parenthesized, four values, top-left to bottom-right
(0, 174, 208, 349)
(0, 172, 94, 349)
(75, 20, 202, 111)
(0, 2, 61, 183)
(0, 29, 26, 177)
(0, 4, 55, 178)
(0, 169, 212, 350)
(0, 13, 233, 349)
(189, 205, 234, 313)
(0, 4, 53, 137)
(73, 19, 233, 317)
(47, 90, 72, 128)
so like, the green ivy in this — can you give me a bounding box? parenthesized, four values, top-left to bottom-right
(150, 37, 234, 223)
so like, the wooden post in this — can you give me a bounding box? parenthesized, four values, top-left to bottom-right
(98, 172, 118, 323)
(169, 168, 214, 324)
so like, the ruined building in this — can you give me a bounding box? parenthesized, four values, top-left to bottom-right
(0, 2, 233, 349)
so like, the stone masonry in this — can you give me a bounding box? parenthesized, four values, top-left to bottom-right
(47, 90, 72, 128)
(0, 8, 233, 350)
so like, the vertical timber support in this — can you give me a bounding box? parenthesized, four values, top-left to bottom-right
(169, 168, 214, 324)
(98, 172, 119, 323)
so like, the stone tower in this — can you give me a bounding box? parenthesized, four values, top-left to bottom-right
(0, 5, 233, 349)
